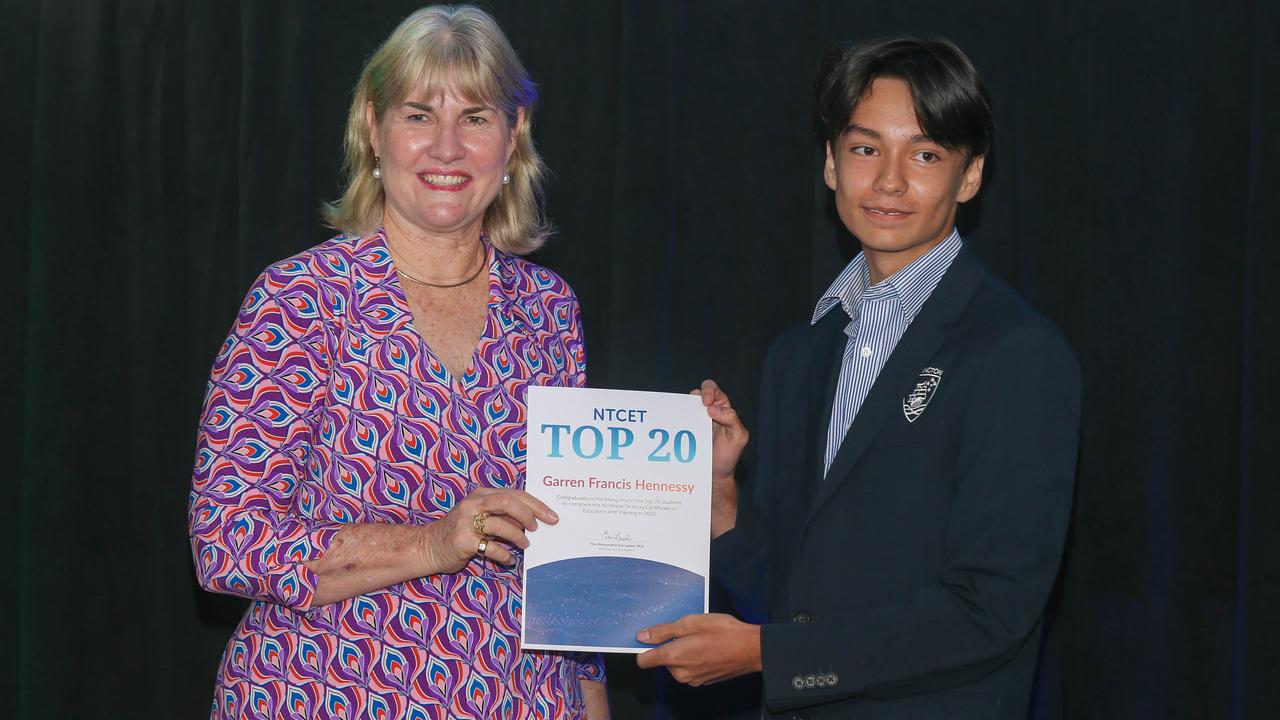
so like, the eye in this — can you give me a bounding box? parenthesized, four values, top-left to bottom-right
(464, 114, 489, 126)
(406, 113, 429, 123)
(916, 150, 941, 163)
(850, 145, 877, 157)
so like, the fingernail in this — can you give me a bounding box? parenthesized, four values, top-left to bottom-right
(547, 510, 559, 522)
(637, 629, 649, 642)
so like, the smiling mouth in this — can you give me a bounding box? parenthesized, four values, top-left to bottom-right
(863, 206, 912, 219)
(418, 173, 471, 190)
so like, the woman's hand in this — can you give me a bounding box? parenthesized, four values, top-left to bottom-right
(692, 380, 748, 538)
(421, 487, 559, 574)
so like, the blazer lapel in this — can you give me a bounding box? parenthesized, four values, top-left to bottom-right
(807, 311, 851, 476)
(803, 247, 986, 525)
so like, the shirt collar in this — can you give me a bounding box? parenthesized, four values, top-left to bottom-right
(812, 228, 963, 325)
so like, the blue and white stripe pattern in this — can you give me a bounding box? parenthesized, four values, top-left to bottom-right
(814, 229, 962, 475)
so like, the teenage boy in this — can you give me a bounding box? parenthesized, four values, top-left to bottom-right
(637, 37, 1081, 720)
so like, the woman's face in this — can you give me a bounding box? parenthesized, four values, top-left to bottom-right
(369, 86, 521, 242)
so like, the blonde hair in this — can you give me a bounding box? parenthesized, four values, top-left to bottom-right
(323, 5, 550, 254)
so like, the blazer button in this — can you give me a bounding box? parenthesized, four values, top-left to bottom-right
(791, 675, 805, 691)
(804, 674, 816, 688)
(826, 672, 839, 686)
(815, 674, 827, 688)
(789, 714, 809, 720)
(792, 611, 811, 623)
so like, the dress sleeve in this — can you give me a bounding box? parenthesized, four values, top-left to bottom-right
(559, 290, 587, 389)
(188, 264, 342, 611)
(572, 652, 607, 683)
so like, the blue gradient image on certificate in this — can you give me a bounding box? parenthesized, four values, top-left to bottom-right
(525, 556, 705, 649)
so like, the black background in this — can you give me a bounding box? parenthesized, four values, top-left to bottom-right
(5, 1, 1278, 717)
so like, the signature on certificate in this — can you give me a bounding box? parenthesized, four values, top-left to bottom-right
(596, 529, 634, 541)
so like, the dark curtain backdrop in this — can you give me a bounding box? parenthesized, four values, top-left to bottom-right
(6, 0, 1278, 717)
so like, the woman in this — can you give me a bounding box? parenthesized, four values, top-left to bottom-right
(188, 6, 608, 718)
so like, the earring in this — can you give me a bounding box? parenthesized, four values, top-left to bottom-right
(372, 156, 382, 180)
(502, 172, 510, 185)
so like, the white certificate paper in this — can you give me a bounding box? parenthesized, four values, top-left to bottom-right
(521, 386, 712, 653)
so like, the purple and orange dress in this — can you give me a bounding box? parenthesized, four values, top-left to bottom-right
(189, 230, 603, 719)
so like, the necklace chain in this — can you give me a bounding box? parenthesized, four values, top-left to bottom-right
(391, 244, 487, 289)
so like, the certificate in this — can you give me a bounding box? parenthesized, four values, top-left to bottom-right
(520, 386, 712, 653)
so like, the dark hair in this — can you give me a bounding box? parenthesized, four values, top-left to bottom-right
(815, 37, 993, 161)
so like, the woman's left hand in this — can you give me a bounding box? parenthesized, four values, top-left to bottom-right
(420, 487, 559, 575)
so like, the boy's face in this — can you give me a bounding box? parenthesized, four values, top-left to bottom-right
(824, 77, 984, 281)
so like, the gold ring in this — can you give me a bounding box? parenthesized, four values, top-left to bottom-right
(472, 512, 490, 536)
(476, 539, 489, 556)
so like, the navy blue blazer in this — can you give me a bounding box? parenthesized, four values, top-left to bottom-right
(712, 246, 1081, 719)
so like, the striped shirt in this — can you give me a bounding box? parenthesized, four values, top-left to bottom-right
(814, 229, 962, 475)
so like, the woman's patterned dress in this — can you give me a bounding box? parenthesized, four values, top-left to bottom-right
(190, 230, 603, 719)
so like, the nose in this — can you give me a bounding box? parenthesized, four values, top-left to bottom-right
(429, 120, 465, 163)
(873, 156, 907, 195)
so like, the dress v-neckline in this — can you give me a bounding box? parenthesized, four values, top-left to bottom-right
(381, 234, 499, 392)
(399, 289, 491, 389)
